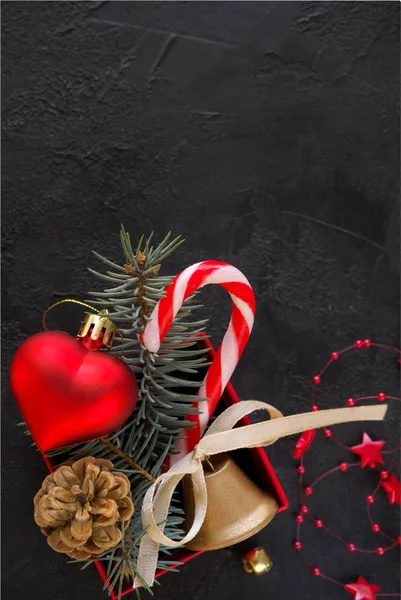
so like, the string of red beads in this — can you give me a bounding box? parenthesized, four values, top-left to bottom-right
(293, 340, 401, 597)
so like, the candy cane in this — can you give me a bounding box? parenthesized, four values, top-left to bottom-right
(140, 260, 256, 461)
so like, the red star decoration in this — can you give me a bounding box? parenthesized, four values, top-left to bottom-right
(382, 474, 401, 505)
(345, 576, 380, 600)
(350, 433, 385, 467)
(293, 429, 316, 459)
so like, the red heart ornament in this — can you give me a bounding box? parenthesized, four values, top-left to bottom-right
(10, 331, 138, 452)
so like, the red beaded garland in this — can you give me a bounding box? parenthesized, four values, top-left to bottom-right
(293, 340, 401, 597)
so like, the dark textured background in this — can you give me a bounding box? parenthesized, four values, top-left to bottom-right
(2, 2, 400, 599)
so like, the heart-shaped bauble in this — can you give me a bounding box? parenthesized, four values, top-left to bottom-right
(10, 331, 138, 452)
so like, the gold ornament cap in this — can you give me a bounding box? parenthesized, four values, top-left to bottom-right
(76, 310, 117, 348)
(242, 547, 273, 575)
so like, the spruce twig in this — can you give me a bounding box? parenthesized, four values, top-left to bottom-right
(48, 228, 209, 598)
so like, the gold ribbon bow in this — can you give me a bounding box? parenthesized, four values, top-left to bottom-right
(134, 400, 387, 589)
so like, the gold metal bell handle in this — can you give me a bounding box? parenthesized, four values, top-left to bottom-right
(242, 547, 273, 576)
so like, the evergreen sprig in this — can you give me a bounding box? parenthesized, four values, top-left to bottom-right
(48, 227, 209, 597)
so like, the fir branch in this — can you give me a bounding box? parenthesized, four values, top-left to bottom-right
(87, 227, 209, 456)
(50, 228, 209, 598)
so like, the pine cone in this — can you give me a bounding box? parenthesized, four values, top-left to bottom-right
(34, 457, 134, 560)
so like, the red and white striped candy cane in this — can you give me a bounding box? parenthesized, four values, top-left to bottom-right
(140, 260, 256, 460)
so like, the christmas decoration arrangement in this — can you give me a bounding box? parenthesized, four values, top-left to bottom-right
(293, 341, 401, 599)
(10, 227, 392, 598)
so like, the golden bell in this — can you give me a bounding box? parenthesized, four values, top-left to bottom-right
(242, 547, 273, 575)
(183, 453, 279, 551)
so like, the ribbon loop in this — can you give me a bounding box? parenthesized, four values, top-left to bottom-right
(134, 401, 387, 589)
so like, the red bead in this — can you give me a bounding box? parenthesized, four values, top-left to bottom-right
(315, 520, 323, 528)
(331, 352, 339, 361)
(296, 515, 303, 523)
(397, 536, 401, 545)
(323, 428, 332, 438)
(367, 495, 375, 504)
(372, 524, 380, 532)
(363, 339, 371, 347)
(339, 462, 348, 472)
(380, 470, 389, 480)
(348, 543, 356, 552)
(313, 375, 321, 385)
(347, 398, 355, 407)
(355, 340, 363, 348)
(312, 405, 319, 412)
(368, 461, 376, 469)
(378, 392, 386, 401)
(376, 547, 384, 556)
(301, 505, 308, 514)
(305, 486, 313, 496)
(312, 568, 320, 577)
(294, 541, 302, 551)
(298, 465, 306, 474)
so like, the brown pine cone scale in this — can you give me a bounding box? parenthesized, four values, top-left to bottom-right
(34, 457, 134, 560)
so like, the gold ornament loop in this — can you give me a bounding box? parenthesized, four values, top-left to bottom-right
(42, 299, 101, 331)
(42, 299, 122, 349)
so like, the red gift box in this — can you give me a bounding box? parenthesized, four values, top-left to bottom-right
(41, 336, 288, 599)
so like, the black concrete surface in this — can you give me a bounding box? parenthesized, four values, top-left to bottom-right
(2, 2, 400, 600)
